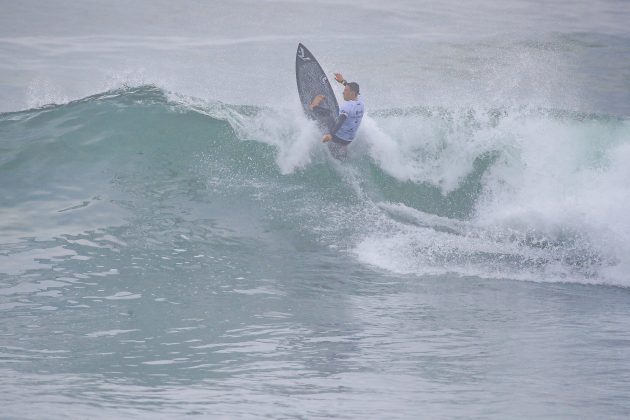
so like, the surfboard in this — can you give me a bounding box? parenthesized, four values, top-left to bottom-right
(295, 43, 339, 132)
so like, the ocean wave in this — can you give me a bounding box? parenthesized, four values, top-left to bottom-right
(1, 85, 629, 285)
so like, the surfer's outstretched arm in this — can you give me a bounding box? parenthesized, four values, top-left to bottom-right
(334, 73, 347, 85)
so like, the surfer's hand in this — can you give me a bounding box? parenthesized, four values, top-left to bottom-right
(322, 134, 332, 142)
(334, 73, 344, 83)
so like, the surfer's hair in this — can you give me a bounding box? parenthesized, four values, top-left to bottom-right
(347, 82, 360, 95)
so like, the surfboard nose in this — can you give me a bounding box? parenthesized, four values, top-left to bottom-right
(296, 44, 312, 62)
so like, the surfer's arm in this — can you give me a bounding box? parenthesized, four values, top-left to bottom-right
(322, 114, 347, 142)
(334, 73, 347, 85)
(330, 114, 347, 135)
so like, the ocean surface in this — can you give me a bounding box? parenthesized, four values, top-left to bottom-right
(2, 1, 630, 418)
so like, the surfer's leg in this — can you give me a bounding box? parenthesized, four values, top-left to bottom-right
(308, 94, 325, 110)
(327, 142, 348, 160)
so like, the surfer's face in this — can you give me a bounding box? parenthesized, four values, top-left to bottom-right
(343, 85, 357, 101)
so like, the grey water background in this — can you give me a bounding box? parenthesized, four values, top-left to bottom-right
(2, 1, 630, 418)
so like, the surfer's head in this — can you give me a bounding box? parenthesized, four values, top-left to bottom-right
(343, 82, 360, 100)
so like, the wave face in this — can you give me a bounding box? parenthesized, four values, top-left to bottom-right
(1, 85, 629, 286)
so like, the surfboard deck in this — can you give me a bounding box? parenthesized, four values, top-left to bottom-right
(295, 43, 339, 133)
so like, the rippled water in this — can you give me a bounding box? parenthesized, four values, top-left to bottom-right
(2, 1, 630, 418)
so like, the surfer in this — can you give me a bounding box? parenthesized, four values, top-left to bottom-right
(308, 73, 364, 158)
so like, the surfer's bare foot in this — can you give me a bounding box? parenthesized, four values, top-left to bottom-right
(322, 134, 332, 142)
(309, 94, 325, 110)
